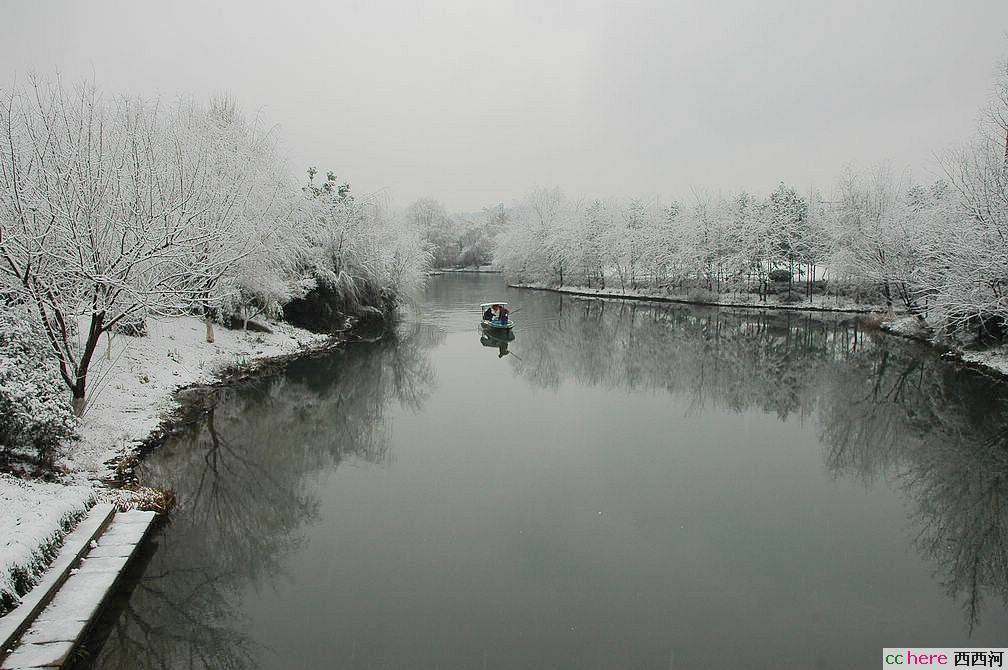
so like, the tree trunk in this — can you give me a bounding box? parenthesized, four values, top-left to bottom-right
(205, 312, 215, 343)
(787, 255, 794, 299)
(71, 314, 105, 417)
(882, 282, 894, 316)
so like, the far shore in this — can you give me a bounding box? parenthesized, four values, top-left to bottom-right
(508, 282, 889, 314)
(508, 282, 1008, 381)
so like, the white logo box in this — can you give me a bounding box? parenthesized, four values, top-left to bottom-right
(882, 649, 1007, 668)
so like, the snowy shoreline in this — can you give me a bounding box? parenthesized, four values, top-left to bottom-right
(427, 266, 501, 276)
(508, 283, 888, 314)
(1, 316, 338, 613)
(510, 283, 1008, 381)
(439, 266, 501, 274)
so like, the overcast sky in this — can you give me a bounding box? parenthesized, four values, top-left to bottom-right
(2, 0, 1007, 210)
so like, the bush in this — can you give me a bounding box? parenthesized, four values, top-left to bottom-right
(763, 281, 789, 295)
(0, 309, 78, 464)
(768, 269, 792, 282)
(687, 288, 718, 303)
(112, 313, 148, 337)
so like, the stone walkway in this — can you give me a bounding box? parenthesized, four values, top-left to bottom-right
(0, 506, 157, 669)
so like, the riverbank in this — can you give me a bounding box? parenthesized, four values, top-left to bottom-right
(510, 283, 1008, 381)
(1, 316, 335, 614)
(427, 266, 501, 277)
(880, 315, 1008, 380)
(508, 282, 888, 314)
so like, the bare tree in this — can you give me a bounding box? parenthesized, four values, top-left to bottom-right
(0, 79, 259, 413)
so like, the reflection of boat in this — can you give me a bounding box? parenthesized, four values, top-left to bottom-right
(480, 329, 515, 357)
(480, 301, 515, 331)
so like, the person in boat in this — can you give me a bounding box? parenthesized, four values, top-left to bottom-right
(496, 305, 509, 324)
(483, 305, 494, 321)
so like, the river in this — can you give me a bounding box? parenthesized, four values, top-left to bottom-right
(81, 274, 1008, 669)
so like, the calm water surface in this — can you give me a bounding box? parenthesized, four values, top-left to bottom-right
(85, 275, 1008, 669)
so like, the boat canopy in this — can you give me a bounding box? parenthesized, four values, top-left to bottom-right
(480, 302, 508, 309)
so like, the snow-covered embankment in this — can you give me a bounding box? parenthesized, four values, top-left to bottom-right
(1, 316, 328, 613)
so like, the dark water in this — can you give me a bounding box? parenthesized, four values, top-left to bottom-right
(85, 275, 1008, 669)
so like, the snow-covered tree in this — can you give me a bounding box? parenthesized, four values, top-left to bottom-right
(283, 172, 430, 328)
(168, 96, 295, 342)
(0, 79, 258, 413)
(827, 166, 931, 314)
(406, 197, 455, 268)
(495, 187, 574, 285)
(767, 182, 810, 299)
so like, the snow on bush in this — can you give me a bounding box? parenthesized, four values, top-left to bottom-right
(282, 170, 431, 330)
(0, 307, 78, 463)
(882, 315, 933, 340)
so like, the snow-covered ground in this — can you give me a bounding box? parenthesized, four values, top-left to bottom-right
(1, 316, 328, 613)
(960, 345, 1008, 377)
(0, 475, 95, 611)
(880, 315, 933, 340)
(65, 316, 328, 478)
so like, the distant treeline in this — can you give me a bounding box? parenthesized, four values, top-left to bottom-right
(494, 60, 1008, 342)
(403, 198, 506, 269)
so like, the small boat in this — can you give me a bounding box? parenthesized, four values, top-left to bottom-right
(480, 301, 515, 331)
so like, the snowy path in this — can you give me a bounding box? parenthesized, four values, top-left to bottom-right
(0, 506, 157, 669)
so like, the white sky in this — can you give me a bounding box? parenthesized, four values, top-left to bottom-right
(2, 0, 1007, 210)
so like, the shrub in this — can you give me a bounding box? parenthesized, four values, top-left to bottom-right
(859, 313, 886, 330)
(0, 308, 78, 464)
(112, 312, 148, 337)
(768, 269, 792, 282)
(687, 288, 718, 303)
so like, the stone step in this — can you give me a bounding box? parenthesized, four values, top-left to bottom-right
(0, 510, 157, 670)
(0, 504, 114, 653)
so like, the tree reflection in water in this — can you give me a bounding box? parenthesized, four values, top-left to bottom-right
(509, 297, 1008, 632)
(83, 324, 437, 670)
(82, 297, 1008, 667)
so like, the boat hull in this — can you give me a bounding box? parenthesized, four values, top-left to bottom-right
(481, 329, 515, 345)
(481, 319, 514, 331)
